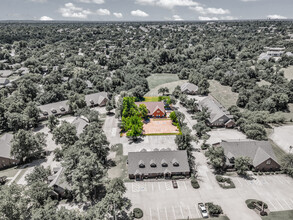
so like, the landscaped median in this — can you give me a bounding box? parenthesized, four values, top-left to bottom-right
(215, 175, 235, 189)
(246, 199, 269, 217)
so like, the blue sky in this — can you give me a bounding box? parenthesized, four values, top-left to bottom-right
(0, 0, 292, 21)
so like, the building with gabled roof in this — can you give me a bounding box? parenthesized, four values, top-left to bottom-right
(135, 102, 165, 117)
(48, 167, 71, 199)
(198, 96, 235, 128)
(218, 140, 280, 171)
(181, 82, 199, 95)
(0, 133, 19, 168)
(71, 117, 89, 137)
(128, 150, 190, 180)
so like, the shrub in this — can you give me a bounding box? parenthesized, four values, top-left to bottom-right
(172, 175, 185, 180)
(201, 143, 210, 150)
(191, 177, 200, 189)
(247, 202, 256, 209)
(207, 203, 223, 216)
(133, 208, 143, 219)
(216, 175, 224, 182)
(260, 211, 268, 216)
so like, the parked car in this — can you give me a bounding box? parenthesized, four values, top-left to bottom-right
(198, 203, 208, 218)
(172, 180, 178, 188)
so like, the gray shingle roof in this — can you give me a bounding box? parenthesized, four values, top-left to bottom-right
(198, 97, 232, 124)
(71, 117, 89, 136)
(220, 140, 279, 167)
(85, 92, 108, 106)
(0, 133, 14, 159)
(180, 82, 198, 93)
(128, 150, 190, 176)
(0, 70, 13, 77)
(135, 102, 165, 116)
(49, 167, 71, 190)
(0, 78, 10, 85)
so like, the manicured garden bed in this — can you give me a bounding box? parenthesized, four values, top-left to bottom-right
(132, 208, 143, 219)
(246, 199, 269, 216)
(215, 175, 235, 189)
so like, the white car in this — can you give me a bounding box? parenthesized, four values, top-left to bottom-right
(198, 203, 208, 218)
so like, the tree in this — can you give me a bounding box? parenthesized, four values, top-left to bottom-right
(198, 79, 209, 95)
(235, 156, 251, 175)
(158, 87, 169, 96)
(126, 116, 143, 140)
(193, 121, 211, 138)
(47, 115, 59, 132)
(11, 130, 46, 163)
(52, 121, 78, 151)
(169, 111, 178, 123)
(67, 93, 86, 113)
(0, 184, 30, 220)
(205, 146, 226, 172)
(280, 153, 293, 177)
(139, 104, 148, 119)
(106, 99, 114, 114)
(25, 166, 51, 185)
(186, 98, 198, 113)
(23, 102, 40, 129)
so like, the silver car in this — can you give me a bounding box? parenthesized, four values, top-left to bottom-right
(198, 203, 208, 218)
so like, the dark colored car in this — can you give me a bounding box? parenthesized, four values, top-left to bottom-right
(172, 180, 178, 188)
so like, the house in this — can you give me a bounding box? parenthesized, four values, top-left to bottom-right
(38, 92, 108, 120)
(198, 97, 235, 128)
(71, 117, 89, 136)
(180, 82, 199, 95)
(217, 140, 280, 171)
(135, 102, 166, 117)
(0, 70, 13, 78)
(85, 92, 108, 107)
(38, 100, 70, 120)
(48, 167, 71, 200)
(0, 133, 19, 169)
(0, 78, 10, 88)
(128, 150, 190, 180)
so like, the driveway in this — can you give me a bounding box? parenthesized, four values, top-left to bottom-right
(207, 128, 247, 145)
(103, 114, 121, 146)
(270, 125, 293, 153)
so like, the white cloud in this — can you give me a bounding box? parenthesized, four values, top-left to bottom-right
(220, 16, 237, 20)
(76, 0, 104, 3)
(97, 8, 110, 15)
(40, 16, 53, 21)
(135, 0, 198, 9)
(267, 14, 287, 19)
(59, 3, 92, 19)
(113, 12, 123, 18)
(131, 9, 149, 17)
(198, 16, 218, 21)
(191, 6, 230, 15)
(173, 15, 183, 21)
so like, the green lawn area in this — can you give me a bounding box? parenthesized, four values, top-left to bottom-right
(143, 96, 169, 102)
(208, 80, 239, 109)
(179, 215, 230, 220)
(0, 166, 20, 178)
(261, 210, 293, 220)
(108, 144, 129, 181)
(282, 66, 293, 81)
(147, 74, 180, 89)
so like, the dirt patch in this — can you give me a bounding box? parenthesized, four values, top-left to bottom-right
(143, 118, 179, 134)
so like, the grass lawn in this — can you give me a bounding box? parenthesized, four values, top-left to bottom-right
(0, 166, 20, 178)
(179, 215, 230, 220)
(208, 80, 239, 109)
(108, 144, 129, 181)
(147, 74, 180, 89)
(261, 210, 293, 220)
(143, 96, 169, 102)
(145, 79, 187, 96)
(282, 66, 293, 81)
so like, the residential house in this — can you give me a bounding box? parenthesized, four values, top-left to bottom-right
(128, 150, 190, 180)
(0, 78, 11, 88)
(0, 70, 13, 78)
(38, 92, 108, 120)
(180, 82, 199, 95)
(198, 96, 235, 128)
(135, 102, 166, 117)
(71, 117, 89, 137)
(48, 167, 71, 200)
(216, 140, 280, 171)
(0, 133, 19, 169)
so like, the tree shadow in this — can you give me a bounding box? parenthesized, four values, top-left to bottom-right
(33, 124, 46, 132)
(128, 137, 144, 145)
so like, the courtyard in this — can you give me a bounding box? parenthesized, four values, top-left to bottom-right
(143, 118, 179, 135)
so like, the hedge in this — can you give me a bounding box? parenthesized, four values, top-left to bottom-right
(133, 208, 143, 219)
(191, 177, 200, 189)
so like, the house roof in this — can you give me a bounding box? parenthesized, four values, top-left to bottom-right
(48, 167, 71, 190)
(0, 133, 14, 159)
(135, 102, 165, 116)
(71, 117, 89, 136)
(128, 150, 190, 176)
(0, 78, 10, 85)
(180, 82, 198, 93)
(220, 140, 279, 167)
(85, 92, 108, 106)
(198, 97, 232, 124)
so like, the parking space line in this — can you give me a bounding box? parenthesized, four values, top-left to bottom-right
(158, 182, 161, 191)
(157, 207, 161, 220)
(180, 205, 184, 218)
(283, 199, 293, 210)
(276, 200, 285, 210)
(152, 182, 154, 191)
(259, 176, 268, 185)
(188, 206, 192, 218)
(183, 181, 187, 190)
(195, 206, 201, 218)
(172, 206, 176, 219)
(268, 200, 277, 211)
(150, 208, 153, 220)
(164, 207, 168, 220)
(236, 178, 242, 187)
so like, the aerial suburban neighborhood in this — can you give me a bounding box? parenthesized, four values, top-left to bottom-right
(1, 3, 293, 220)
